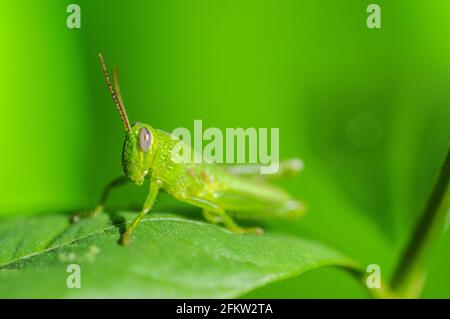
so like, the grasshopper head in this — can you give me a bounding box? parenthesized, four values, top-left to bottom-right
(98, 54, 157, 185)
(122, 123, 157, 185)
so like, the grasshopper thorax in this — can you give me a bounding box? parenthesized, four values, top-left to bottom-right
(122, 123, 157, 185)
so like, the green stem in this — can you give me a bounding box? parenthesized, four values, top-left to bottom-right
(391, 144, 450, 298)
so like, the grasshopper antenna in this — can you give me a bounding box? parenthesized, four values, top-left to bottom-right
(98, 53, 131, 132)
(113, 66, 127, 119)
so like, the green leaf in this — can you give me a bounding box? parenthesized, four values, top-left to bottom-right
(0, 212, 360, 298)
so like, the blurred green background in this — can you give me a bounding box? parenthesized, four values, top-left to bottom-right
(0, 0, 449, 297)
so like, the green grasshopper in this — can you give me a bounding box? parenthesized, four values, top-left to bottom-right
(75, 54, 305, 245)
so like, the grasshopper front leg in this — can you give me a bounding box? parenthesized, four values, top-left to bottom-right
(72, 176, 129, 223)
(120, 179, 161, 245)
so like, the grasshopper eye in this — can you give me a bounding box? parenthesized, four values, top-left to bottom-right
(139, 127, 152, 152)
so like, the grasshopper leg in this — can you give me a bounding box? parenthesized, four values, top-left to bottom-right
(182, 196, 263, 235)
(72, 176, 129, 223)
(226, 158, 303, 180)
(120, 180, 160, 245)
(202, 210, 222, 224)
(211, 208, 263, 235)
